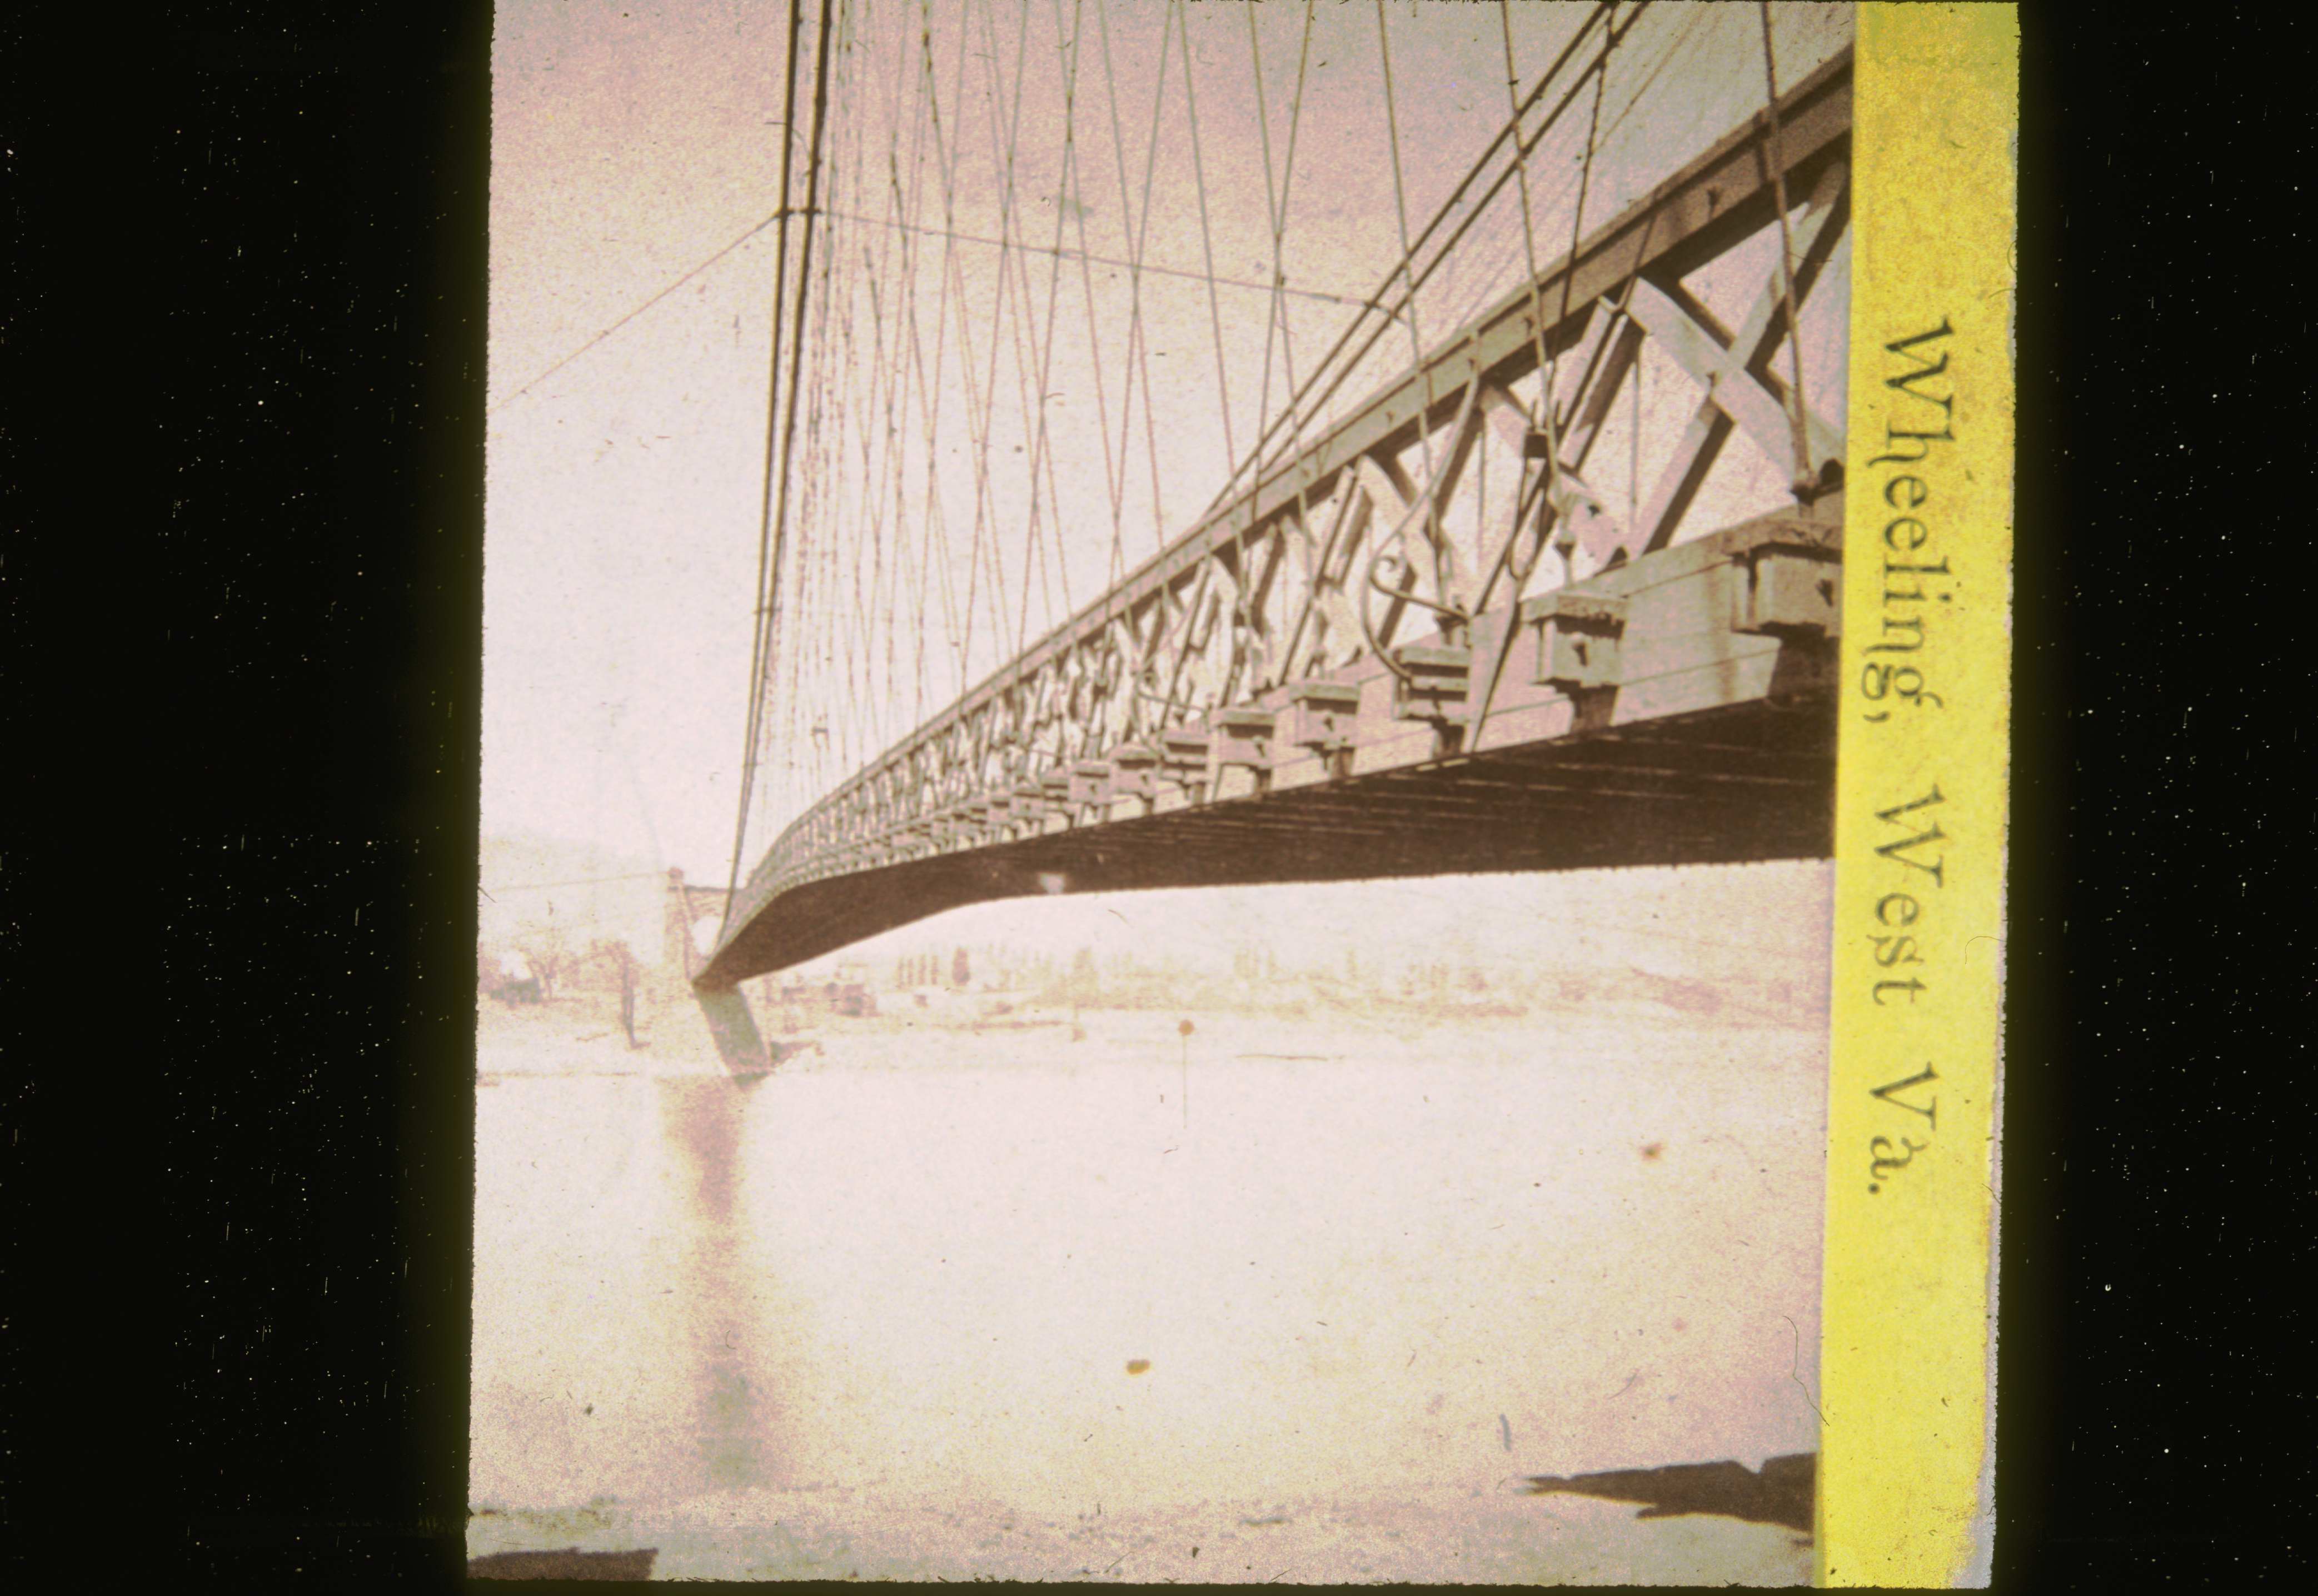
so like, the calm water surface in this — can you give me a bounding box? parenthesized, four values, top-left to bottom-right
(471, 1009, 1822, 1583)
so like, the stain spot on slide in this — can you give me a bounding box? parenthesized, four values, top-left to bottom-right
(1522, 1453, 1816, 1534)
(466, 1547, 659, 1580)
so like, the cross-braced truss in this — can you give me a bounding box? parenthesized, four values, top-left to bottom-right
(705, 47, 1851, 987)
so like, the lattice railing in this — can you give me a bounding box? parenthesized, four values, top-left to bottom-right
(722, 46, 1850, 943)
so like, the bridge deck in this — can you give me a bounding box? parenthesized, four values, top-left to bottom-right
(702, 51, 1855, 990)
(702, 503, 1840, 986)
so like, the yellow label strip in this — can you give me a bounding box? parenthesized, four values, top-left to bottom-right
(1819, 6, 2018, 1587)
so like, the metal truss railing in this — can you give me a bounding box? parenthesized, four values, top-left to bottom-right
(715, 47, 1851, 969)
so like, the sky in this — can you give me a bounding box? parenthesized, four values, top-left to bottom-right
(481, 0, 1852, 962)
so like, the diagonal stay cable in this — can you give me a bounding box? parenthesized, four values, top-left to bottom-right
(785, 117, 849, 810)
(1098, 0, 1178, 560)
(929, 0, 1005, 690)
(721, 0, 811, 931)
(735, 0, 810, 849)
(1245, 0, 1315, 485)
(825, 4, 885, 767)
(1499, 0, 1564, 537)
(975, 0, 1067, 657)
(1447, 0, 1703, 341)
(808, 208, 1370, 308)
(725, 0, 837, 926)
(1190, 0, 1617, 527)
(862, 26, 913, 764)
(488, 206, 810, 416)
(1015, 0, 1090, 649)
(1226, 3, 1648, 527)
(1175, 0, 1239, 473)
(784, 1, 854, 817)
(1050, 0, 1126, 594)
(1756, 0, 1818, 500)
(1373, 0, 1445, 601)
(951, 0, 1023, 684)
(1085, 0, 1154, 602)
(908, 0, 972, 701)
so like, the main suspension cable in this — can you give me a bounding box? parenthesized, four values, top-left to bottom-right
(722, 0, 812, 930)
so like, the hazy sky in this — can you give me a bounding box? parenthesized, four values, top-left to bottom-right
(482, 0, 1851, 961)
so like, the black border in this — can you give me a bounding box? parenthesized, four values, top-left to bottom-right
(1994, 2, 2308, 1589)
(22, 2, 2306, 1590)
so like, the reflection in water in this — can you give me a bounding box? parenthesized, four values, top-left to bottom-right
(475, 998, 1829, 1583)
(656, 1076, 766, 1492)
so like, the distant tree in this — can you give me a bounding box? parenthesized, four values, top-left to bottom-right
(594, 939, 641, 1046)
(953, 945, 971, 988)
(517, 917, 570, 1001)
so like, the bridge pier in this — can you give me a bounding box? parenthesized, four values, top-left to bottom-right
(691, 982, 773, 1078)
(665, 868, 772, 1076)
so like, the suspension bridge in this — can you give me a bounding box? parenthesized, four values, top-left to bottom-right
(659, 1, 1852, 1046)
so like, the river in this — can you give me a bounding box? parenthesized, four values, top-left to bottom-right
(470, 1002, 1822, 1583)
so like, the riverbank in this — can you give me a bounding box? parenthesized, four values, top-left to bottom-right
(468, 1480, 1810, 1584)
(474, 976, 1821, 1084)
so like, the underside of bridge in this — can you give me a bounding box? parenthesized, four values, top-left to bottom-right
(705, 692, 1832, 985)
(701, 503, 1841, 987)
(698, 47, 1854, 992)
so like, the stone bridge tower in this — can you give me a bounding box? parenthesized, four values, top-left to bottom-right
(660, 868, 731, 994)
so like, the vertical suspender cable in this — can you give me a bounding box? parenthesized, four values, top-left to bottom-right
(1264, 4, 1645, 517)
(1756, 1, 1817, 500)
(1244, 0, 1313, 449)
(1499, 1, 1565, 563)
(1177, 0, 1239, 473)
(724, 0, 838, 936)
(722, 0, 808, 935)
(1197, 1, 1616, 526)
(1051, 0, 1126, 595)
(1111, 0, 1177, 556)
(1374, 0, 1435, 492)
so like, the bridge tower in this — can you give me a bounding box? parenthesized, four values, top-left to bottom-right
(667, 866, 772, 1074)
